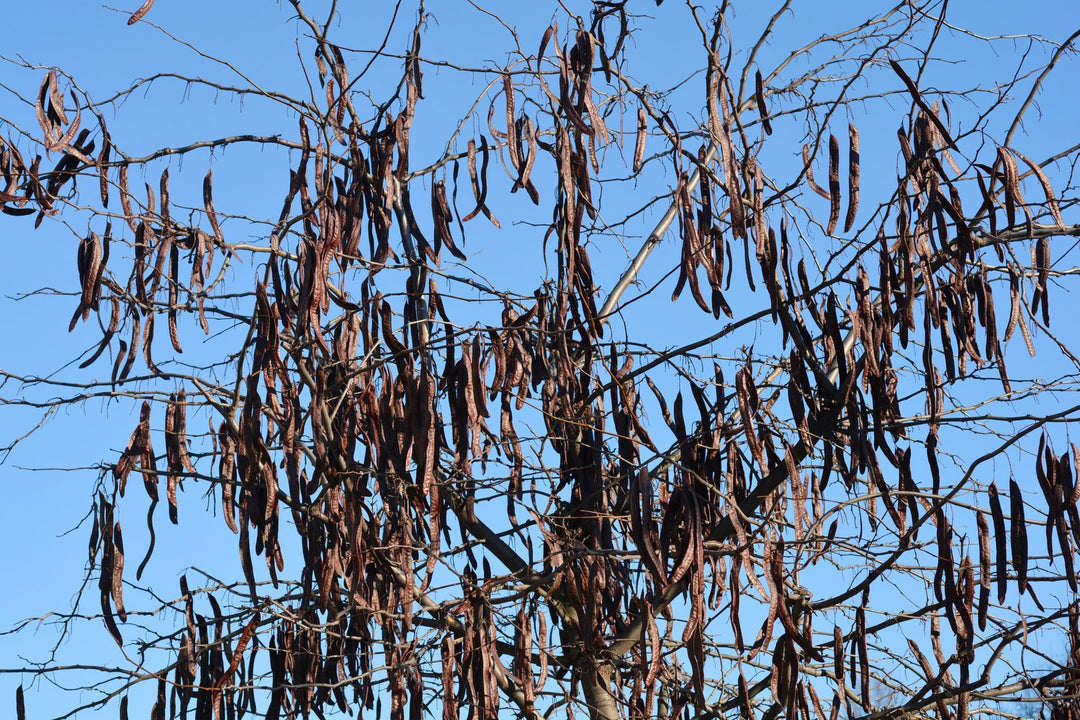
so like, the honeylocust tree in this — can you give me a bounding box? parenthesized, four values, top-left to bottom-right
(2, 1, 1080, 720)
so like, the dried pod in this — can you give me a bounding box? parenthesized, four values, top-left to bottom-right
(844, 124, 860, 232)
(633, 106, 647, 174)
(128, 0, 154, 24)
(1009, 478, 1028, 595)
(802, 144, 830, 200)
(754, 69, 772, 135)
(826, 134, 841, 236)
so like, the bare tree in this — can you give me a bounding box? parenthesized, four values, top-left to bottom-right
(2, 2, 1079, 720)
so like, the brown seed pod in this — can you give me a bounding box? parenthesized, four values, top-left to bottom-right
(826, 134, 841, 236)
(645, 602, 661, 715)
(111, 522, 127, 622)
(70, 231, 104, 330)
(889, 60, 955, 148)
(117, 164, 139, 236)
(537, 23, 556, 66)
(997, 147, 1022, 229)
(128, 0, 154, 25)
(214, 610, 261, 691)
(976, 510, 991, 629)
(833, 626, 844, 691)
(844, 124, 860, 232)
(1070, 444, 1080, 507)
(633, 107, 647, 174)
(909, 638, 950, 718)
(97, 130, 111, 207)
(164, 414, 179, 526)
(461, 138, 481, 223)
(167, 244, 182, 353)
(856, 605, 870, 707)
(431, 180, 466, 261)
(1013, 148, 1064, 226)
(173, 388, 195, 473)
(754, 69, 772, 135)
(630, 468, 666, 587)
(204, 169, 224, 246)
(36, 71, 65, 151)
(1032, 235, 1051, 325)
(736, 364, 766, 475)
(97, 498, 123, 647)
(504, 74, 520, 172)
(1009, 478, 1028, 595)
(802, 144, 830, 200)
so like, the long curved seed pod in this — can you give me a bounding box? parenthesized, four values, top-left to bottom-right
(997, 147, 1021, 229)
(633, 107, 647, 174)
(1009, 478, 1028, 595)
(97, 130, 111, 207)
(754, 70, 772, 135)
(504, 74, 520, 172)
(802, 144, 830, 200)
(1013, 149, 1064, 226)
(826, 134, 841, 236)
(889, 60, 955, 148)
(204, 169, 224, 245)
(219, 422, 238, 534)
(976, 510, 991, 630)
(844, 124, 860, 232)
(989, 482, 1008, 603)
(111, 522, 127, 622)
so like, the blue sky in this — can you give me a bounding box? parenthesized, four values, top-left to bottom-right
(2, 1, 1079, 717)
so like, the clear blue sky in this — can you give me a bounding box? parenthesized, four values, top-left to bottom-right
(2, 1, 1078, 717)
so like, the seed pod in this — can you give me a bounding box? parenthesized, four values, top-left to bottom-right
(984, 482, 1008, 603)
(889, 60, 955, 148)
(513, 115, 540, 204)
(92, 125, 110, 203)
(111, 522, 127, 622)
(97, 498, 123, 647)
(431, 180, 466, 261)
(645, 602, 661, 714)
(754, 69, 772, 135)
(737, 672, 751, 720)
(826, 134, 841, 236)
(633, 107, 647, 174)
(844, 124, 860, 232)
(537, 23, 556, 66)
(461, 138, 481, 223)
(1013, 148, 1064, 226)
(1009, 478, 1028, 595)
(166, 424, 179, 527)
(833, 626, 844, 688)
(204, 169, 224, 246)
(997, 147, 1021, 229)
(1032, 235, 1051, 325)
(70, 231, 104, 330)
(504, 74, 520, 172)
(976, 510, 991, 629)
(128, 0, 154, 25)
(802, 144, 830, 200)
(857, 607, 870, 707)
(630, 468, 666, 587)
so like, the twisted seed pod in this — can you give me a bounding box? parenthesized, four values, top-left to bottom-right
(633, 107, 647, 174)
